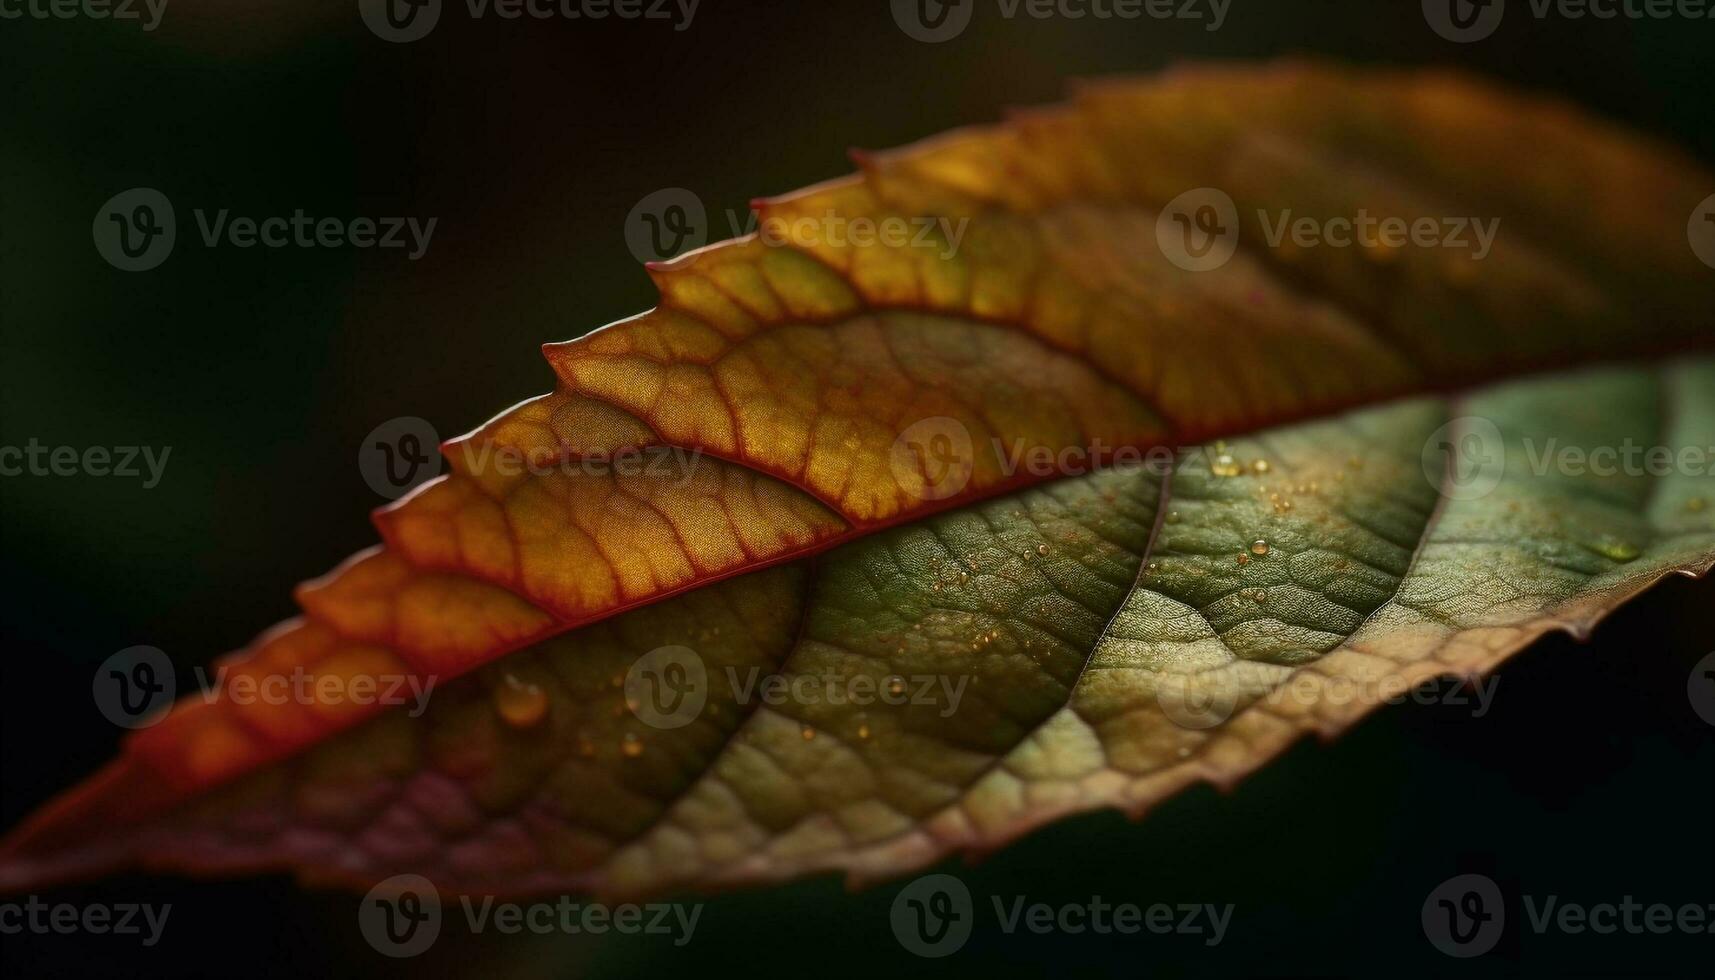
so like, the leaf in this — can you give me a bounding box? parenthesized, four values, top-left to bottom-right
(2, 62, 1711, 897)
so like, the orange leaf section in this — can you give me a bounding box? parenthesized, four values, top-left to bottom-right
(5, 62, 1710, 861)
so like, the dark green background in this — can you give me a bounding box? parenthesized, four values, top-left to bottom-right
(1, 1, 1711, 976)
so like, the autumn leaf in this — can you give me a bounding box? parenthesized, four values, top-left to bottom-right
(2, 62, 1711, 898)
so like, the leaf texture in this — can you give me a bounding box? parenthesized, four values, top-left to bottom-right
(2, 62, 1711, 896)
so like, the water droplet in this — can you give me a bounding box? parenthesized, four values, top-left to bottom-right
(931, 582, 943, 593)
(1588, 537, 1640, 563)
(495, 674, 547, 728)
(1211, 453, 1243, 477)
(800, 725, 817, 741)
(958, 571, 970, 586)
(1145, 562, 1159, 575)
(856, 723, 872, 740)
(1036, 543, 1049, 556)
(1251, 459, 1272, 476)
(1250, 539, 1270, 556)
(1167, 511, 1181, 523)
(1252, 589, 1268, 603)
(887, 676, 906, 696)
(1236, 553, 1250, 566)
(621, 732, 644, 757)
(1176, 746, 1193, 758)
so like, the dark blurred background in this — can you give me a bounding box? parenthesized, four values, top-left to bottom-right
(1, 1, 1711, 976)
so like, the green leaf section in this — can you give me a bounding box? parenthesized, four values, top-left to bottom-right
(81, 360, 1715, 895)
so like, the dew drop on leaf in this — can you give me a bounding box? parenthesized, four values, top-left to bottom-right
(1588, 537, 1640, 562)
(1211, 453, 1243, 477)
(495, 674, 547, 729)
(1250, 539, 1270, 556)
